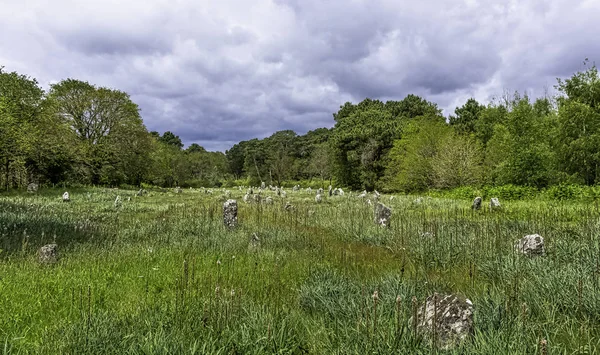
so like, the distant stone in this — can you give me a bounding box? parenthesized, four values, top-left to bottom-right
(293, 185, 299, 192)
(249, 233, 261, 251)
(281, 190, 287, 198)
(248, 188, 253, 195)
(137, 189, 144, 196)
(472, 197, 482, 210)
(261, 181, 266, 189)
(315, 194, 322, 203)
(413, 293, 474, 350)
(276, 187, 281, 196)
(515, 234, 545, 256)
(328, 185, 333, 197)
(114, 195, 122, 208)
(420, 232, 435, 238)
(359, 192, 367, 198)
(38, 243, 59, 265)
(264, 196, 273, 204)
(62, 191, 70, 202)
(284, 202, 293, 211)
(223, 199, 238, 228)
(374, 202, 392, 227)
(317, 188, 324, 195)
(413, 197, 423, 205)
(175, 186, 182, 194)
(27, 183, 38, 193)
(253, 194, 261, 203)
(490, 197, 501, 210)
(243, 193, 250, 203)
(338, 188, 344, 196)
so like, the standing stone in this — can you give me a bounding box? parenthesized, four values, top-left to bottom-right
(223, 199, 238, 228)
(315, 194, 322, 203)
(249, 233, 261, 251)
(62, 191, 70, 202)
(490, 197, 501, 210)
(114, 195, 122, 208)
(515, 234, 545, 256)
(472, 197, 482, 210)
(281, 190, 287, 198)
(317, 188, 324, 195)
(137, 189, 144, 196)
(413, 293, 474, 350)
(261, 181, 266, 189)
(374, 202, 392, 227)
(338, 188, 344, 196)
(243, 193, 250, 203)
(359, 191, 367, 198)
(27, 183, 39, 193)
(276, 187, 281, 196)
(328, 185, 333, 197)
(264, 196, 273, 205)
(248, 188, 253, 195)
(38, 243, 59, 265)
(175, 186, 182, 194)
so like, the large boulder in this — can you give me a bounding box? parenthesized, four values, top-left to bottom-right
(223, 199, 238, 228)
(374, 202, 392, 227)
(472, 197, 482, 210)
(38, 243, 59, 265)
(515, 234, 545, 256)
(414, 293, 474, 350)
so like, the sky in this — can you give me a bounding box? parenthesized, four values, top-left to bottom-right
(1, 0, 599, 151)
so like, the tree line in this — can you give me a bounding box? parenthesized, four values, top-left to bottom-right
(1, 62, 599, 192)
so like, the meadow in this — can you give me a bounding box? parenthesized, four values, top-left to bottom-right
(1, 187, 599, 354)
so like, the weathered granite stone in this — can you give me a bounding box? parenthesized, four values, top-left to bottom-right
(490, 197, 501, 210)
(223, 199, 238, 228)
(374, 202, 392, 227)
(413, 293, 474, 350)
(472, 197, 482, 210)
(38, 243, 59, 265)
(514, 234, 545, 256)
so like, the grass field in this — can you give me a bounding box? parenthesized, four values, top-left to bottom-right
(1, 187, 600, 354)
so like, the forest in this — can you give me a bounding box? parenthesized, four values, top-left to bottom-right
(2, 62, 599, 193)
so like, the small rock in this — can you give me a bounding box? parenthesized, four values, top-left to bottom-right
(472, 197, 482, 210)
(374, 202, 392, 227)
(413, 293, 474, 350)
(27, 183, 39, 193)
(175, 186, 182, 194)
(284, 202, 293, 211)
(243, 193, 250, 203)
(38, 243, 59, 265)
(62, 191, 70, 202)
(223, 199, 238, 228)
(249, 233, 261, 251)
(114, 196, 122, 208)
(515, 234, 545, 256)
(264, 196, 273, 204)
(490, 197, 501, 210)
(315, 194, 322, 203)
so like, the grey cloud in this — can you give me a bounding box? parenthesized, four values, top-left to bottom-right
(1, 0, 600, 151)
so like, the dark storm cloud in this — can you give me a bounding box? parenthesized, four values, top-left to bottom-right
(1, 0, 600, 152)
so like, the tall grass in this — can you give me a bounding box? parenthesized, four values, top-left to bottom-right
(1, 188, 599, 353)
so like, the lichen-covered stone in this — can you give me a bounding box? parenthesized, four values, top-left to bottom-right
(490, 197, 501, 210)
(472, 197, 482, 210)
(414, 293, 474, 350)
(223, 199, 238, 228)
(515, 234, 545, 256)
(38, 243, 59, 265)
(27, 183, 38, 193)
(374, 202, 392, 227)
